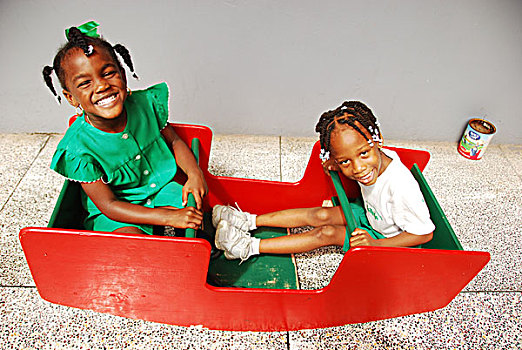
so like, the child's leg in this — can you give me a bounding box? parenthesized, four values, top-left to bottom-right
(256, 206, 346, 228)
(259, 224, 346, 254)
(215, 221, 347, 262)
(114, 226, 144, 234)
(86, 213, 152, 234)
(213, 205, 345, 231)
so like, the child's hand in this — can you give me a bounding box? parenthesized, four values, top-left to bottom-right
(322, 158, 340, 176)
(182, 174, 208, 210)
(165, 206, 203, 229)
(349, 228, 378, 247)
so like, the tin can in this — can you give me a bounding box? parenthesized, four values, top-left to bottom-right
(458, 118, 496, 160)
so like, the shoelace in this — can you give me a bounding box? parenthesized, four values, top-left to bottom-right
(233, 202, 254, 263)
(228, 216, 251, 264)
(233, 202, 247, 217)
(226, 202, 251, 231)
(236, 232, 252, 264)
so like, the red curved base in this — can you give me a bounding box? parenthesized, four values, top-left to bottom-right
(19, 123, 489, 331)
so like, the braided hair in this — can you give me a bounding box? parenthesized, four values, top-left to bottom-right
(315, 101, 383, 160)
(42, 27, 138, 103)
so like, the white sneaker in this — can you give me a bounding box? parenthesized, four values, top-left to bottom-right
(215, 220, 254, 263)
(212, 204, 256, 231)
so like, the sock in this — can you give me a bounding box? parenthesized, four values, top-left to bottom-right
(250, 237, 260, 256)
(249, 214, 258, 231)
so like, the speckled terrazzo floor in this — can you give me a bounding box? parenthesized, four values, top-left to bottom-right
(1, 133, 521, 349)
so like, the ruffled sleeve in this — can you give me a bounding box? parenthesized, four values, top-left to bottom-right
(50, 149, 104, 183)
(147, 82, 170, 130)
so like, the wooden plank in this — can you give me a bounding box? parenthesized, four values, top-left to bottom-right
(20, 227, 489, 331)
(208, 226, 299, 289)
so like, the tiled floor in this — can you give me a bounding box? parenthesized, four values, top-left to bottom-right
(1, 133, 521, 349)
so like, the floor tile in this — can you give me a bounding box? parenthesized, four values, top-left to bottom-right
(0, 135, 63, 286)
(1, 287, 288, 350)
(280, 136, 316, 183)
(208, 134, 281, 181)
(0, 134, 49, 211)
(499, 144, 522, 177)
(1, 133, 520, 349)
(289, 292, 522, 350)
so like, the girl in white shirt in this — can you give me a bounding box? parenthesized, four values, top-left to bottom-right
(213, 101, 434, 262)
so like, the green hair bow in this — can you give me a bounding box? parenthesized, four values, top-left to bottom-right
(65, 20, 100, 39)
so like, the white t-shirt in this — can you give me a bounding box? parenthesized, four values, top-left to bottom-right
(359, 149, 435, 238)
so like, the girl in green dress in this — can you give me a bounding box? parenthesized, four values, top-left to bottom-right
(42, 23, 207, 235)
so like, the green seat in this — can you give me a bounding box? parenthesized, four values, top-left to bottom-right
(329, 164, 463, 251)
(47, 138, 299, 290)
(410, 164, 462, 250)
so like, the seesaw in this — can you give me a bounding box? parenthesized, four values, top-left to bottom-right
(19, 123, 489, 331)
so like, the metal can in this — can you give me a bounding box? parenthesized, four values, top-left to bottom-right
(458, 118, 496, 160)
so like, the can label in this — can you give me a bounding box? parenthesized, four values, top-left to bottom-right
(458, 118, 496, 160)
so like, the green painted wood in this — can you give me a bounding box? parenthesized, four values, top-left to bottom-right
(329, 164, 464, 251)
(207, 225, 299, 289)
(185, 138, 200, 238)
(48, 180, 85, 230)
(410, 164, 463, 250)
(329, 171, 358, 249)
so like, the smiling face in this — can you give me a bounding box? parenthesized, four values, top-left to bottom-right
(61, 45, 127, 126)
(330, 123, 390, 186)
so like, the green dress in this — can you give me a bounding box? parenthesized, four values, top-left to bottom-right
(50, 83, 183, 234)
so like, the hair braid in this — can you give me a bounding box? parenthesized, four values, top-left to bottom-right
(315, 101, 383, 156)
(42, 65, 61, 103)
(113, 44, 139, 79)
(66, 27, 93, 56)
(315, 109, 336, 151)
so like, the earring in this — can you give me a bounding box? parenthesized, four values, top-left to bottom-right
(75, 105, 83, 116)
(127, 88, 132, 96)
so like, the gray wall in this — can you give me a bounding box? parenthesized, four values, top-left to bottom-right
(1, 0, 521, 143)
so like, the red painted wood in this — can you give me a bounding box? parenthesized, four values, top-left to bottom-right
(167, 124, 431, 214)
(20, 227, 489, 331)
(20, 122, 489, 331)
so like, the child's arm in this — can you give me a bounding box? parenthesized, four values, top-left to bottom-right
(81, 181, 203, 229)
(161, 125, 208, 209)
(350, 228, 433, 248)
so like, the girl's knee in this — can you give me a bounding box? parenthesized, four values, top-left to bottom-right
(113, 226, 143, 234)
(315, 225, 344, 245)
(311, 207, 334, 225)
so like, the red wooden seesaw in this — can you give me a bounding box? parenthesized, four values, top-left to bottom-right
(19, 123, 489, 331)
